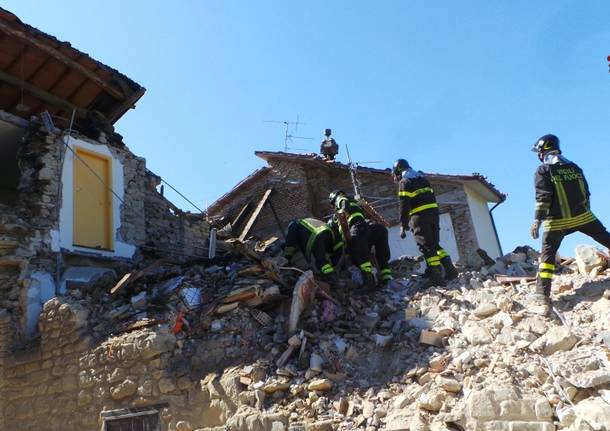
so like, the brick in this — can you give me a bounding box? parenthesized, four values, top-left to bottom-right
(419, 330, 443, 347)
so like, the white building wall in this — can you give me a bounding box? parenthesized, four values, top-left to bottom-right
(388, 213, 460, 262)
(464, 185, 502, 259)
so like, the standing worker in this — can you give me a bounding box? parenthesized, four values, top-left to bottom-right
(284, 218, 341, 284)
(392, 158, 458, 287)
(329, 190, 376, 288)
(530, 134, 610, 311)
(320, 128, 339, 161)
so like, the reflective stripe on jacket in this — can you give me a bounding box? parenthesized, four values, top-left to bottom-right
(398, 175, 438, 227)
(534, 159, 596, 231)
(335, 196, 365, 225)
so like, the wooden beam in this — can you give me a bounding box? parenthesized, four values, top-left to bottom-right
(0, 69, 86, 116)
(231, 202, 253, 234)
(107, 86, 146, 123)
(0, 20, 126, 100)
(239, 189, 273, 241)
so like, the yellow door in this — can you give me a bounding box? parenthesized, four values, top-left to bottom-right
(73, 149, 113, 250)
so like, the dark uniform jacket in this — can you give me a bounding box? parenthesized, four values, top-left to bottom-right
(398, 171, 439, 229)
(285, 218, 342, 274)
(534, 155, 596, 232)
(335, 196, 366, 226)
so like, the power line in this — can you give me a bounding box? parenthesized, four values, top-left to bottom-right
(159, 178, 204, 213)
(55, 111, 210, 259)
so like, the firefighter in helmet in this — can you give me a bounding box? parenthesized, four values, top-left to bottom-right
(329, 190, 376, 288)
(531, 134, 610, 312)
(393, 158, 458, 287)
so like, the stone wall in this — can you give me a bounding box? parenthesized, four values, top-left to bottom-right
(0, 297, 273, 431)
(144, 174, 210, 262)
(0, 116, 209, 345)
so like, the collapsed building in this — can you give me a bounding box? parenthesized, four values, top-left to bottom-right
(0, 9, 212, 429)
(3, 7, 610, 431)
(207, 151, 506, 267)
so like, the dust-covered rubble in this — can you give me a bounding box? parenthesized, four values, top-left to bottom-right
(15, 242, 610, 430)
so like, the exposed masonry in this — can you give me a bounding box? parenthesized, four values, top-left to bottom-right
(0, 297, 264, 431)
(144, 173, 210, 262)
(209, 158, 483, 267)
(0, 116, 209, 344)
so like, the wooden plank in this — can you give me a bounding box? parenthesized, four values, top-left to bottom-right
(231, 202, 253, 234)
(107, 86, 146, 123)
(495, 274, 536, 284)
(360, 200, 390, 227)
(0, 19, 126, 100)
(239, 189, 273, 241)
(110, 272, 132, 295)
(110, 259, 164, 295)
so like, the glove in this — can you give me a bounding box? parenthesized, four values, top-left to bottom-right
(400, 226, 407, 239)
(530, 220, 540, 240)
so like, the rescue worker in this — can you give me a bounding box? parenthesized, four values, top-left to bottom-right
(320, 128, 339, 161)
(328, 217, 393, 287)
(393, 158, 458, 286)
(530, 134, 610, 310)
(328, 190, 376, 287)
(284, 217, 341, 283)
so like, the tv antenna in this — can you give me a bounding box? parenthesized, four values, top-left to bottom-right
(264, 115, 313, 152)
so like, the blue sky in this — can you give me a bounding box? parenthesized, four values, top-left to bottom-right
(5, 1, 610, 257)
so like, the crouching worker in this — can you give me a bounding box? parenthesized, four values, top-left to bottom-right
(328, 190, 376, 288)
(284, 218, 342, 284)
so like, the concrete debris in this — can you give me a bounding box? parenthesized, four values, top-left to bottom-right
(575, 244, 608, 276)
(4, 242, 610, 430)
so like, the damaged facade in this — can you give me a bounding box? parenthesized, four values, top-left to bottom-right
(207, 151, 506, 267)
(2, 8, 610, 431)
(0, 11, 209, 346)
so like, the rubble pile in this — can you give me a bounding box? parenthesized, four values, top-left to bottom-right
(63, 243, 610, 430)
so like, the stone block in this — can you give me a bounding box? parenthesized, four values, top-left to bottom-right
(159, 377, 177, 394)
(530, 327, 577, 356)
(463, 321, 493, 345)
(509, 422, 554, 431)
(419, 330, 443, 347)
(111, 379, 138, 400)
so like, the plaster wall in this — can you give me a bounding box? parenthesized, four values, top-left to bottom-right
(464, 184, 502, 259)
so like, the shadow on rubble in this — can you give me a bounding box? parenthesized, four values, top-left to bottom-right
(554, 277, 610, 311)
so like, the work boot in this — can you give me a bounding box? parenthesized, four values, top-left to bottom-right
(378, 267, 394, 288)
(532, 279, 552, 316)
(361, 271, 377, 292)
(535, 278, 552, 297)
(440, 256, 458, 281)
(422, 266, 445, 288)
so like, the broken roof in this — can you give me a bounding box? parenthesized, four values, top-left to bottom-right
(255, 151, 507, 203)
(207, 167, 272, 215)
(0, 8, 145, 127)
